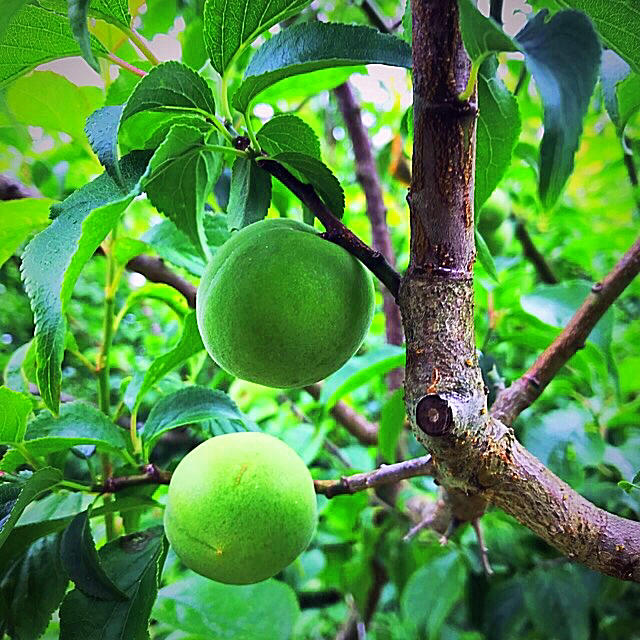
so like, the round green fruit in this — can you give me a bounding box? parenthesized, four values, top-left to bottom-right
(196, 218, 375, 388)
(164, 431, 317, 585)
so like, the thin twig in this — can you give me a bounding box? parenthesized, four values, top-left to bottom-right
(93, 464, 171, 493)
(512, 215, 558, 284)
(492, 235, 640, 424)
(258, 158, 401, 299)
(472, 518, 494, 577)
(104, 53, 147, 78)
(126, 255, 197, 308)
(314, 455, 433, 498)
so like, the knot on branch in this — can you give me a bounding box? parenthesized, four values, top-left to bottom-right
(415, 395, 453, 436)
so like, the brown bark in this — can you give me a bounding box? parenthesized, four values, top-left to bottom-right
(513, 216, 558, 284)
(402, 0, 640, 582)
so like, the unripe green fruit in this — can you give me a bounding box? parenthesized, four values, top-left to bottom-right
(164, 432, 317, 585)
(196, 218, 375, 388)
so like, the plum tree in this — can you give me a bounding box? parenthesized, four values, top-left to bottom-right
(163, 431, 317, 585)
(196, 218, 375, 388)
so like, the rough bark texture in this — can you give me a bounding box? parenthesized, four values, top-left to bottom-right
(481, 418, 640, 582)
(402, 0, 640, 582)
(401, 0, 486, 474)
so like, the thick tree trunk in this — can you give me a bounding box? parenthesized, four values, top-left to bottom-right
(402, 0, 640, 582)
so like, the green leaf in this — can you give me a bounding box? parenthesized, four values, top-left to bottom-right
(515, 10, 601, 207)
(3, 342, 32, 393)
(21, 151, 151, 413)
(85, 105, 125, 184)
(401, 550, 467, 638)
(0, 533, 68, 640)
(124, 312, 204, 411)
(203, 0, 312, 76)
(267, 152, 344, 218)
(401, 0, 411, 44)
(112, 236, 149, 265)
(87, 0, 130, 28)
(0, 386, 33, 443)
(20, 402, 130, 457)
(141, 386, 258, 457)
(618, 480, 639, 493)
(153, 574, 300, 640)
(232, 22, 412, 112)
(0, 0, 28, 39)
(523, 407, 602, 468)
(258, 114, 321, 159)
(378, 388, 405, 463)
(143, 214, 231, 276)
(61, 509, 128, 601)
(548, 0, 640, 72)
(475, 60, 521, 213)
(6, 71, 103, 139)
(0, 2, 106, 87)
(121, 61, 216, 125)
(0, 468, 62, 550)
(117, 283, 189, 326)
(457, 0, 517, 60)
(319, 345, 406, 410)
(522, 565, 591, 640)
(256, 66, 365, 105)
(0, 198, 53, 270)
(59, 527, 167, 640)
(601, 50, 640, 132)
(144, 124, 222, 255)
(227, 157, 272, 230)
(0, 494, 155, 576)
(68, 0, 99, 72)
(520, 281, 614, 355)
(475, 228, 499, 282)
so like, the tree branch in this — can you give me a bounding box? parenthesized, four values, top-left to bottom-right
(314, 455, 433, 498)
(334, 82, 405, 355)
(258, 158, 401, 299)
(512, 215, 558, 284)
(491, 234, 640, 424)
(126, 254, 197, 308)
(93, 464, 171, 493)
(304, 382, 378, 445)
(400, 0, 640, 584)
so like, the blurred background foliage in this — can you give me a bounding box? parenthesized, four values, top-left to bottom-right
(1, 0, 640, 638)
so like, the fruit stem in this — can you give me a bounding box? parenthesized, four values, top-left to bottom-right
(97, 228, 120, 417)
(243, 109, 262, 153)
(221, 75, 234, 123)
(130, 409, 142, 456)
(124, 26, 160, 66)
(102, 53, 147, 78)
